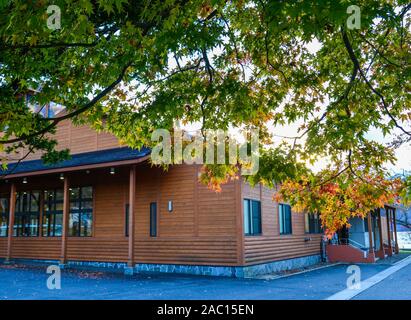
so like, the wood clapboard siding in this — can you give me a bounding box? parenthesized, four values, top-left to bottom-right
(66, 170, 129, 262)
(134, 237, 238, 265)
(242, 182, 322, 265)
(0, 239, 6, 257)
(197, 182, 237, 237)
(133, 163, 239, 265)
(67, 238, 128, 262)
(0, 162, 240, 265)
(1, 116, 121, 162)
(11, 238, 60, 260)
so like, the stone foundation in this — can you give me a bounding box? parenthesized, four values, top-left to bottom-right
(3, 255, 321, 278)
(238, 254, 321, 278)
(135, 254, 321, 278)
(67, 260, 127, 270)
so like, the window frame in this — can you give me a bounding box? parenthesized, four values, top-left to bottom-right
(243, 198, 262, 236)
(305, 212, 322, 234)
(149, 202, 157, 237)
(0, 196, 9, 237)
(42, 189, 64, 237)
(14, 191, 41, 237)
(278, 203, 292, 235)
(68, 186, 94, 237)
(125, 203, 129, 237)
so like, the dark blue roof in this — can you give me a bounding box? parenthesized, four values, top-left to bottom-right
(1, 147, 151, 175)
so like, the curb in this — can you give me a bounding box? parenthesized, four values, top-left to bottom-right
(325, 255, 411, 300)
(252, 262, 341, 281)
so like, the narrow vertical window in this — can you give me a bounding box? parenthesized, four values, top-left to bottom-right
(125, 204, 129, 237)
(279, 204, 292, 235)
(42, 189, 63, 237)
(14, 191, 40, 237)
(243, 199, 261, 236)
(0, 196, 9, 237)
(243, 199, 251, 235)
(304, 213, 310, 234)
(251, 200, 262, 235)
(150, 202, 157, 237)
(69, 186, 93, 237)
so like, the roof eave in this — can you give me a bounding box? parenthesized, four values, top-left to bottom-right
(1, 155, 150, 179)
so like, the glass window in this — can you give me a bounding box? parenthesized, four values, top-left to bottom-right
(43, 189, 63, 237)
(243, 199, 262, 236)
(279, 204, 292, 235)
(0, 197, 9, 237)
(69, 186, 93, 237)
(125, 204, 129, 237)
(69, 213, 80, 236)
(243, 199, 251, 235)
(14, 191, 40, 237)
(150, 202, 157, 237)
(305, 212, 322, 234)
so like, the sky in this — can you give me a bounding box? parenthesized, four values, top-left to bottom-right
(180, 37, 411, 175)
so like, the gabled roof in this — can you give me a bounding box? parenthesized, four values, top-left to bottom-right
(1, 147, 151, 177)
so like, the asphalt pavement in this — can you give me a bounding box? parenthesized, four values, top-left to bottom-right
(0, 259, 404, 300)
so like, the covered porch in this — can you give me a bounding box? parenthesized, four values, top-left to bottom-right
(326, 206, 400, 263)
(0, 147, 150, 272)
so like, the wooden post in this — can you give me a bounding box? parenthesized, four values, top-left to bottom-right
(367, 213, 374, 253)
(5, 183, 16, 263)
(39, 191, 44, 237)
(128, 166, 136, 268)
(385, 206, 392, 255)
(393, 208, 399, 254)
(60, 177, 70, 265)
(377, 208, 385, 256)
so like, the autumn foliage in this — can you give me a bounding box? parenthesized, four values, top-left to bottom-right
(276, 172, 403, 237)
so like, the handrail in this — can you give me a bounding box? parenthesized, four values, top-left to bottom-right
(335, 238, 368, 250)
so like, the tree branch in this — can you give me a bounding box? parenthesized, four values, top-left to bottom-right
(342, 29, 411, 137)
(1, 62, 132, 145)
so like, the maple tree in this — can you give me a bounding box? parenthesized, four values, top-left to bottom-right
(0, 1, 410, 234)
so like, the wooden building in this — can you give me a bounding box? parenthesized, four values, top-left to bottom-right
(0, 117, 324, 277)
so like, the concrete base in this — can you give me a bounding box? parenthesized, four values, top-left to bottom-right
(124, 267, 134, 276)
(67, 260, 127, 270)
(2, 259, 13, 265)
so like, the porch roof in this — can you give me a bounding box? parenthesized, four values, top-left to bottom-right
(1, 147, 151, 178)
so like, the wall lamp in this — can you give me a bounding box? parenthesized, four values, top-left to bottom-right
(59, 173, 64, 180)
(110, 167, 116, 175)
(22, 177, 28, 184)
